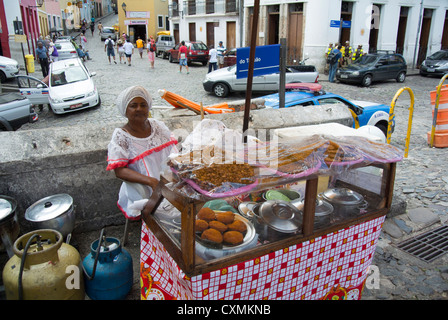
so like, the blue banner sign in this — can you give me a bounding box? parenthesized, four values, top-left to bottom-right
(330, 20, 351, 28)
(236, 44, 280, 79)
(342, 20, 352, 28)
(330, 20, 341, 28)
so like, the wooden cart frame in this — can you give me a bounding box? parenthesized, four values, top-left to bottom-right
(143, 162, 396, 277)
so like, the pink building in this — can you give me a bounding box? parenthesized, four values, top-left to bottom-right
(19, 0, 41, 55)
(0, 0, 10, 57)
(44, 0, 62, 31)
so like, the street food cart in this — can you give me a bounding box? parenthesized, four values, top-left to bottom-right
(140, 120, 402, 300)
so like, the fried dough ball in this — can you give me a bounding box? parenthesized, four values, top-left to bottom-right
(223, 231, 244, 245)
(216, 211, 235, 224)
(209, 220, 228, 233)
(197, 207, 216, 221)
(201, 228, 223, 244)
(227, 220, 247, 233)
(195, 219, 209, 232)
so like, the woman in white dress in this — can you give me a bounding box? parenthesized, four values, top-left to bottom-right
(107, 86, 177, 220)
(107, 86, 178, 299)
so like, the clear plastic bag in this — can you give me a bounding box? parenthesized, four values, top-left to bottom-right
(166, 120, 403, 199)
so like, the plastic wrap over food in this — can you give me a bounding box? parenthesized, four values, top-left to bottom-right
(167, 120, 403, 199)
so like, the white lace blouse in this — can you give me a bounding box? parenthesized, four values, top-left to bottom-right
(107, 119, 177, 219)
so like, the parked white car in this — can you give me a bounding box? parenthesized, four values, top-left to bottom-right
(203, 64, 320, 97)
(17, 58, 100, 114)
(54, 41, 78, 60)
(0, 55, 20, 83)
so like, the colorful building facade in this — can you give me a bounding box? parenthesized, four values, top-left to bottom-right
(118, 0, 169, 42)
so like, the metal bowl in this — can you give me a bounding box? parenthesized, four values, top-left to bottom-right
(25, 194, 75, 238)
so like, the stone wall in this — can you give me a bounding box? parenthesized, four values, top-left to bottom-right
(0, 104, 353, 234)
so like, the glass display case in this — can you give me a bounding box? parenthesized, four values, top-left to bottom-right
(143, 160, 397, 277)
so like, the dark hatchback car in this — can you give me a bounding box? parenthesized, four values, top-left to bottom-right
(336, 52, 407, 87)
(420, 49, 448, 77)
(168, 41, 209, 66)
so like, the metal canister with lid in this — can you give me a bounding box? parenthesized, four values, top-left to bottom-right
(320, 188, 368, 220)
(293, 198, 334, 229)
(0, 196, 20, 257)
(25, 194, 75, 238)
(254, 200, 303, 242)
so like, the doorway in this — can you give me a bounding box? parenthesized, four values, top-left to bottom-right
(417, 8, 433, 66)
(340, 1, 353, 45)
(129, 24, 146, 43)
(206, 22, 215, 47)
(442, 11, 448, 50)
(189, 23, 196, 41)
(268, 5, 279, 45)
(369, 4, 382, 53)
(287, 3, 303, 64)
(396, 7, 409, 55)
(226, 21, 236, 49)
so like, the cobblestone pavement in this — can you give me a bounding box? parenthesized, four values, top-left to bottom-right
(15, 14, 448, 300)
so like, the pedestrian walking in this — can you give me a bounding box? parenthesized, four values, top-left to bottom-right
(136, 37, 144, 58)
(117, 38, 125, 64)
(105, 36, 117, 64)
(208, 45, 218, 73)
(36, 41, 49, 77)
(79, 33, 88, 51)
(328, 44, 342, 83)
(90, 22, 95, 36)
(49, 41, 59, 62)
(147, 38, 156, 69)
(178, 41, 189, 74)
(217, 41, 226, 68)
(123, 38, 134, 66)
(98, 21, 103, 36)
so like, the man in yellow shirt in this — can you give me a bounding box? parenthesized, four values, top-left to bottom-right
(136, 37, 145, 58)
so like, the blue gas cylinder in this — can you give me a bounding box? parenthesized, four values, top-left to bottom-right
(83, 230, 133, 300)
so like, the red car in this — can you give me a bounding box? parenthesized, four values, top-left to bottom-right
(168, 41, 209, 66)
(223, 48, 237, 67)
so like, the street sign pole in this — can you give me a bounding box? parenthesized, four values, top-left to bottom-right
(279, 38, 286, 108)
(243, 0, 260, 142)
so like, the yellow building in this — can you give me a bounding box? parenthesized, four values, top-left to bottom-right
(118, 0, 169, 42)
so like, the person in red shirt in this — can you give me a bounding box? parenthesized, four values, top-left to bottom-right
(178, 41, 189, 74)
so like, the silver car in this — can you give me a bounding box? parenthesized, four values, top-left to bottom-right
(155, 35, 175, 58)
(100, 27, 117, 41)
(0, 93, 38, 130)
(203, 65, 320, 97)
(55, 41, 78, 60)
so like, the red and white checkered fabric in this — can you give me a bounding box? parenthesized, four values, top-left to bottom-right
(140, 216, 385, 300)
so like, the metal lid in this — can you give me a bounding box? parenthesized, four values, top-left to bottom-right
(0, 196, 16, 222)
(291, 199, 333, 217)
(315, 199, 333, 216)
(259, 200, 302, 233)
(25, 194, 73, 222)
(321, 188, 364, 205)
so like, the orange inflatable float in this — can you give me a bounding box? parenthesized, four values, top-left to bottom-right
(158, 89, 235, 114)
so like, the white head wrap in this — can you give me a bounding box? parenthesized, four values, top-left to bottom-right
(116, 86, 152, 117)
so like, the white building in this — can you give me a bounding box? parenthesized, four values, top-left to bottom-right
(169, 0, 243, 49)
(170, 0, 448, 71)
